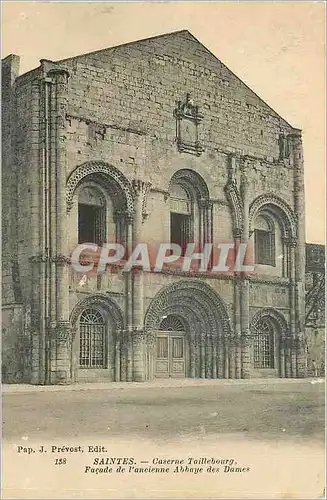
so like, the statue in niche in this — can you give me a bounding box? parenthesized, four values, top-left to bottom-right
(278, 131, 290, 160)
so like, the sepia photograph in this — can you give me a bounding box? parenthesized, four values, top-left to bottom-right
(1, 1, 326, 498)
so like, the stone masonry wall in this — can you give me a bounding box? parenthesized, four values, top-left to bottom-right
(2, 31, 305, 382)
(59, 30, 298, 312)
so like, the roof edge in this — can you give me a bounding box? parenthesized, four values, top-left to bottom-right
(56, 29, 191, 65)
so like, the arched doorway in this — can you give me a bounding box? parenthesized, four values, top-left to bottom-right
(145, 280, 232, 380)
(155, 315, 188, 378)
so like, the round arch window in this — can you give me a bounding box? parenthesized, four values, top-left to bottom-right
(79, 308, 106, 368)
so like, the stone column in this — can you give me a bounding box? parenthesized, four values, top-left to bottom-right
(38, 70, 52, 384)
(290, 132, 307, 377)
(53, 69, 70, 325)
(212, 335, 217, 379)
(47, 67, 71, 384)
(288, 240, 297, 377)
(200, 333, 206, 378)
(125, 215, 134, 382)
(198, 200, 204, 250)
(206, 334, 212, 378)
(234, 275, 242, 378)
(115, 337, 121, 382)
(240, 161, 251, 378)
(28, 78, 43, 384)
(47, 68, 70, 321)
(131, 180, 151, 382)
(279, 334, 285, 378)
(190, 335, 196, 378)
(206, 201, 213, 268)
(217, 335, 224, 378)
(223, 338, 229, 378)
(233, 227, 242, 379)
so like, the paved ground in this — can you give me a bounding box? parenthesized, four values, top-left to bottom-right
(3, 379, 325, 442)
(2, 379, 325, 499)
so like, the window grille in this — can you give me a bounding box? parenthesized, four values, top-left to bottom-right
(79, 309, 105, 368)
(78, 185, 106, 245)
(254, 229, 276, 266)
(170, 183, 192, 215)
(159, 315, 185, 331)
(253, 320, 274, 369)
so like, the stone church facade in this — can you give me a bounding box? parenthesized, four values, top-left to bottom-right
(2, 30, 308, 384)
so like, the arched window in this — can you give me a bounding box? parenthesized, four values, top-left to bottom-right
(254, 215, 276, 266)
(79, 308, 105, 368)
(78, 185, 106, 245)
(253, 319, 275, 369)
(170, 181, 193, 251)
(159, 315, 185, 332)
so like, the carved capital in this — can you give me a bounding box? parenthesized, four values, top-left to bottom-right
(241, 331, 252, 346)
(132, 179, 151, 198)
(132, 328, 146, 344)
(198, 198, 214, 210)
(29, 253, 70, 264)
(54, 321, 71, 342)
(233, 228, 242, 239)
(283, 236, 298, 248)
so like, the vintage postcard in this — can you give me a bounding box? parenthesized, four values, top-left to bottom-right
(1, 1, 325, 498)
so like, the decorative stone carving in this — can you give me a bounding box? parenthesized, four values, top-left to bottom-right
(70, 294, 125, 331)
(225, 179, 243, 236)
(250, 307, 288, 339)
(29, 253, 70, 264)
(66, 161, 135, 215)
(132, 328, 147, 344)
(132, 179, 152, 220)
(169, 169, 210, 201)
(144, 280, 232, 339)
(54, 321, 71, 342)
(249, 193, 298, 239)
(174, 93, 204, 156)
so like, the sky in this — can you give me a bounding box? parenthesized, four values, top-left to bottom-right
(2, 1, 325, 244)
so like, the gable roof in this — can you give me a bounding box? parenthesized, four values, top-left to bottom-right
(57, 29, 297, 130)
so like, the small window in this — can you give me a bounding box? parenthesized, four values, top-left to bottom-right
(254, 229, 275, 266)
(170, 213, 191, 251)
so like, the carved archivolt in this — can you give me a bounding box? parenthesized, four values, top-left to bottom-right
(66, 161, 135, 215)
(249, 194, 297, 239)
(70, 294, 125, 331)
(169, 169, 210, 202)
(144, 280, 232, 341)
(224, 180, 243, 236)
(250, 307, 288, 337)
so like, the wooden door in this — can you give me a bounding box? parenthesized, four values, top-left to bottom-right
(155, 333, 186, 378)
